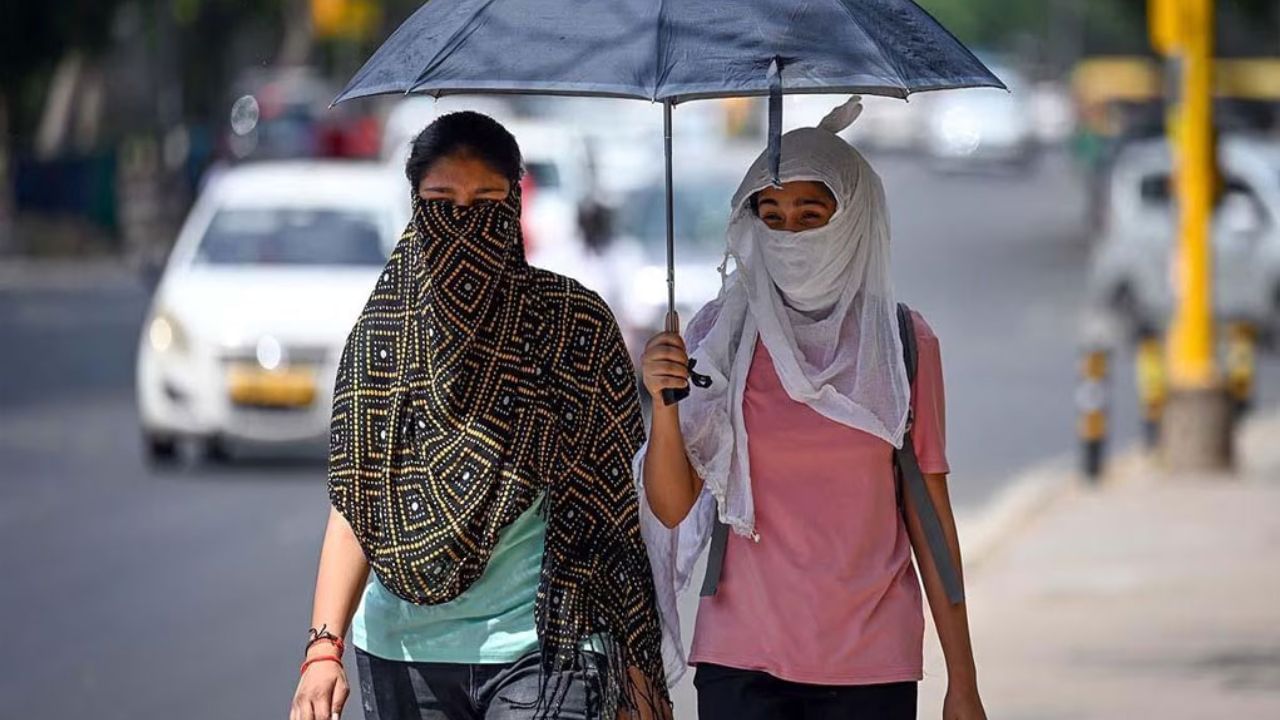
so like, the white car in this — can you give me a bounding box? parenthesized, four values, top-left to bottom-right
(1088, 137, 1280, 339)
(920, 64, 1036, 169)
(137, 161, 405, 463)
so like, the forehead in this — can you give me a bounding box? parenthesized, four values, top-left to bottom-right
(420, 153, 508, 184)
(757, 180, 835, 203)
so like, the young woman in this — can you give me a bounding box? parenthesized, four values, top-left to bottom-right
(291, 112, 668, 720)
(637, 100, 986, 720)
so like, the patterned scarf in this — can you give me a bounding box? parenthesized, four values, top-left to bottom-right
(327, 189, 668, 715)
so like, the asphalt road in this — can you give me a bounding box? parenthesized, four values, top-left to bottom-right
(4, 151, 1277, 720)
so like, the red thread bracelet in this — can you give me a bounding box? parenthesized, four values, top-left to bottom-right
(300, 655, 343, 676)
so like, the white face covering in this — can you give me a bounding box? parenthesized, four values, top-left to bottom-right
(752, 220, 858, 313)
(633, 98, 911, 683)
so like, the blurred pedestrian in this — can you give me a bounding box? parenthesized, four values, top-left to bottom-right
(638, 99, 986, 720)
(291, 112, 670, 720)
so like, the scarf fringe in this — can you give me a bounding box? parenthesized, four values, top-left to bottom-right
(499, 634, 669, 720)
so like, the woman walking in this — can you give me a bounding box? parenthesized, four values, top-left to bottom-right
(638, 99, 986, 720)
(291, 112, 668, 720)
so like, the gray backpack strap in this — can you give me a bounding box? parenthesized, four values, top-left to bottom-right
(699, 517, 730, 597)
(896, 303, 965, 605)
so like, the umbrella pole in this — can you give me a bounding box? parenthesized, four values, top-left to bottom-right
(660, 99, 689, 406)
(663, 99, 676, 322)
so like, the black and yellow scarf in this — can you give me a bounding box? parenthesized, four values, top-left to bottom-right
(327, 190, 668, 715)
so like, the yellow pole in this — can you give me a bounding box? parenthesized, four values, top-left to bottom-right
(1166, 0, 1217, 388)
(1152, 0, 1233, 471)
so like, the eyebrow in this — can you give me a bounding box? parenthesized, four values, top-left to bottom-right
(757, 197, 780, 207)
(798, 197, 834, 208)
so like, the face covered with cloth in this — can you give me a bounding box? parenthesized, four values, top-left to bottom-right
(328, 188, 669, 715)
(635, 98, 913, 679)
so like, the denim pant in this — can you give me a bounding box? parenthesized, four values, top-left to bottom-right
(355, 648, 602, 720)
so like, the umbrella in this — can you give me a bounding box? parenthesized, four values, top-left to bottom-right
(335, 0, 1004, 403)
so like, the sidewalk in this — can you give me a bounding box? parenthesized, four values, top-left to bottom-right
(919, 412, 1280, 719)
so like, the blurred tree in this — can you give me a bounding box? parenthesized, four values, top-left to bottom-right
(0, 0, 128, 250)
(0, 0, 127, 145)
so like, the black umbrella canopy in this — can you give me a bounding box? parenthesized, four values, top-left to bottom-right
(337, 0, 1002, 405)
(333, 0, 1004, 105)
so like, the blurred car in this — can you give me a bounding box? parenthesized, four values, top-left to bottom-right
(137, 161, 405, 463)
(503, 118, 618, 292)
(607, 171, 741, 359)
(1088, 137, 1280, 339)
(920, 65, 1036, 170)
(224, 66, 378, 162)
(380, 95, 518, 165)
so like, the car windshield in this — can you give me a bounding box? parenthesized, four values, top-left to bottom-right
(619, 180, 735, 258)
(195, 207, 390, 267)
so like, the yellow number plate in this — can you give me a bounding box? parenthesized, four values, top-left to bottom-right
(227, 365, 317, 408)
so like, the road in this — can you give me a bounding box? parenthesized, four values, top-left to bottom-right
(3, 152, 1278, 719)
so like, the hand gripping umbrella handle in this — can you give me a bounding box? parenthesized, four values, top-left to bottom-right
(660, 312, 711, 406)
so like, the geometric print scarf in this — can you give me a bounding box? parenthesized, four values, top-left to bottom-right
(327, 189, 669, 715)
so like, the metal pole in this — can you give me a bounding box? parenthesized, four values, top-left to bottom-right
(1167, 0, 1216, 390)
(659, 99, 693, 407)
(663, 99, 676, 320)
(1151, 0, 1233, 471)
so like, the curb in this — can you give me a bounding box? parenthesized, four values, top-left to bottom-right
(956, 406, 1280, 574)
(955, 454, 1078, 571)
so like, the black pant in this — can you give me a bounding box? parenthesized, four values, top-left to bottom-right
(355, 649, 602, 720)
(694, 664, 917, 720)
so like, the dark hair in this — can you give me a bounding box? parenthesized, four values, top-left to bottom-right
(405, 111, 523, 189)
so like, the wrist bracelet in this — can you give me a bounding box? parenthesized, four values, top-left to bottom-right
(306, 625, 345, 657)
(300, 655, 343, 676)
(305, 634, 345, 657)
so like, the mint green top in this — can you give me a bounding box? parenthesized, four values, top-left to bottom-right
(352, 498, 544, 663)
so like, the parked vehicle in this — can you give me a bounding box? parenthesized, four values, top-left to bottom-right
(137, 161, 405, 463)
(606, 169, 742, 360)
(921, 64, 1036, 170)
(1088, 137, 1280, 340)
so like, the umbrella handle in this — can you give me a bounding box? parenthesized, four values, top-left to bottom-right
(661, 385, 690, 406)
(660, 360, 712, 405)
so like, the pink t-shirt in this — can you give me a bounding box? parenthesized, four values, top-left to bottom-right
(688, 311, 949, 685)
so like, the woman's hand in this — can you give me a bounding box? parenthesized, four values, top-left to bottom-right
(641, 319, 689, 402)
(290, 649, 350, 720)
(942, 681, 987, 720)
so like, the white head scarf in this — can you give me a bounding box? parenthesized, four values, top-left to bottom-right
(634, 98, 911, 682)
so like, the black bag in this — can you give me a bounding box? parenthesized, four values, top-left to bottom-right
(699, 303, 965, 606)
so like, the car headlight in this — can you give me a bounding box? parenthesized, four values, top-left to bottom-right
(148, 310, 189, 355)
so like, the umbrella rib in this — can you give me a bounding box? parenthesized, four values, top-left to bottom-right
(407, 0, 502, 95)
(651, 0, 669, 100)
(829, 0, 910, 96)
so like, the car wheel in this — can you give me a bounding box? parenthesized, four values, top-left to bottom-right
(202, 436, 232, 465)
(1109, 283, 1146, 340)
(144, 434, 179, 466)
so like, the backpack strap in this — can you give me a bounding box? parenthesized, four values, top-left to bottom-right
(699, 516, 730, 597)
(895, 303, 965, 605)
